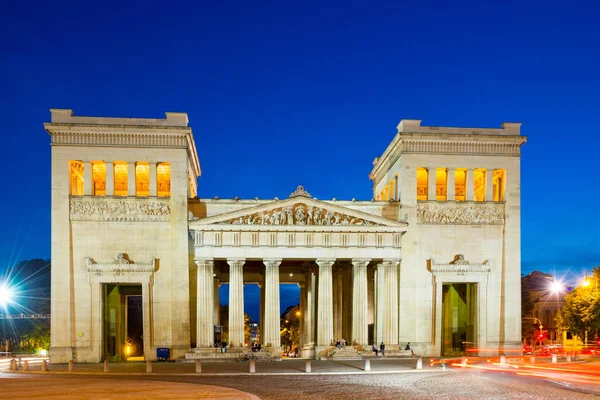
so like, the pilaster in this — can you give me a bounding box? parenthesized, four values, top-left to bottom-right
(105, 161, 114, 196)
(149, 162, 157, 196)
(466, 168, 475, 201)
(128, 162, 136, 196)
(299, 282, 306, 348)
(447, 168, 455, 201)
(486, 169, 494, 201)
(84, 161, 92, 195)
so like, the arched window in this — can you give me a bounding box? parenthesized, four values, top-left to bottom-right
(454, 169, 467, 201)
(136, 162, 150, 196)
(157, 162, 171, 197)
(474, 168, 486, 202)
(416, 168, 428, 201)
(493, 169, 506, 201)
(113, 161, 128, 197)
(69, 160, 84, 196)
(91, 161, 106, 196)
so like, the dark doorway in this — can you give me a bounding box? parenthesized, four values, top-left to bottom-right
(441, 283, 477, 357)
(103, 284, 143, 361)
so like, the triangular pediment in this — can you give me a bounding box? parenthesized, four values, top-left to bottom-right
(189, 196, 407, 229)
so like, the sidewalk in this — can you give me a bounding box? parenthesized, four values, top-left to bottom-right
(3, 358, 433, 376)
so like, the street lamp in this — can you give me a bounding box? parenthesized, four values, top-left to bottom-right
(0, 284, 14, 307)
(550, 280, 564, 294)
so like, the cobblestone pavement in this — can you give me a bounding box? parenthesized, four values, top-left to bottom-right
(2, 369, 592, 399)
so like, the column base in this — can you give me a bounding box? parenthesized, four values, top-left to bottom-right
(50, 346, 73, 363)
(300, 346, 315, 359)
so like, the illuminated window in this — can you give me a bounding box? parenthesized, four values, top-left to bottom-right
(493, 169, 506, 201)
(92, 161, 106, 196)
(136, 162, 149, 196)
(416, 167, 428, 201)
(436, 168, 447, 201)
(114, 161, 128, 197)
(455, 169, 466, 201)
(69, 160, 84, 196)
(474, 169, 485, 202)
(389, 179, 395, 201)
(157, 162, 171, 197)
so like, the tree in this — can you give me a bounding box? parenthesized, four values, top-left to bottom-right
(557, 266, 600, 341)
(218, 305, 252, 346)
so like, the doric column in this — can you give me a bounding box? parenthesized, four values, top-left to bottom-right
(428, 167, 437, 200)
(316, 259, 335, 347)
(446, 168, 455, 201)
(195, 259, 214, 348)
(263, 259, 282, 348)
(383, 260, 400, 345)
(333, 266, 343, 340)
(127, 162, 136, 196)
(213, 278, 220, 326)
(367, 268, 374, 328)
(149, 162, 157, 196)
(258, 281, 264, 345)
(303, 263, 315, 347)
(486, 169, 494, 201)
(228, 259, 245, 347)
(352, 259, 369, 346)
(375, 263, 386, 345)
(466, 168, 475, 201)
(105, 161, 114, 196)
(299, 283, 306, 348)
(83, 161, 92, 195)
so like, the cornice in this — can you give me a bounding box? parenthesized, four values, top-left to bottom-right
(370, 134, 527, 185)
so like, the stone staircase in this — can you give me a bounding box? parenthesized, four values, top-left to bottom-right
(331, 346, 363, 360)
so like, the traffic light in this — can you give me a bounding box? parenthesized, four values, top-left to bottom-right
(537, 331, 546, 342)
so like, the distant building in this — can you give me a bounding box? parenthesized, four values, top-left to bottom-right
(522, 271, 570, 343)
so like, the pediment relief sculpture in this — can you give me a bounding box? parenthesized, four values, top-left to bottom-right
(417, 202, 504, 225)
(216, 203, 380, 226)
(86, 253, 156, 275)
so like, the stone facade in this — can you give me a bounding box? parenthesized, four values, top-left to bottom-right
(47, 111, 526, 362)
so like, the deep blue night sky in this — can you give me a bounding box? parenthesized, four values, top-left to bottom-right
(2, 0, 599, 319)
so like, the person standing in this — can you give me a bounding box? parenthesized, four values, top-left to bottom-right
(380, 342, 386, 356)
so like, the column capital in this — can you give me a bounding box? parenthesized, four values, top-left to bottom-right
(263, 259, 282, 268)
(351, 259, 370, 268)
(316, 259, 335, 268)
(228, 259, 245, 267)
(382, 259, 401, 267)
(195, 259, 214, 268)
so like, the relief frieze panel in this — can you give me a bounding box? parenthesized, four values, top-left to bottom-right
(217, 203, 380, 226)
(417, 201, 504, 225)
(70, 197, 170, 221)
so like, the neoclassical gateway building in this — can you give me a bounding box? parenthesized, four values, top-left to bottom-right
(45, 109, 526, 362)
